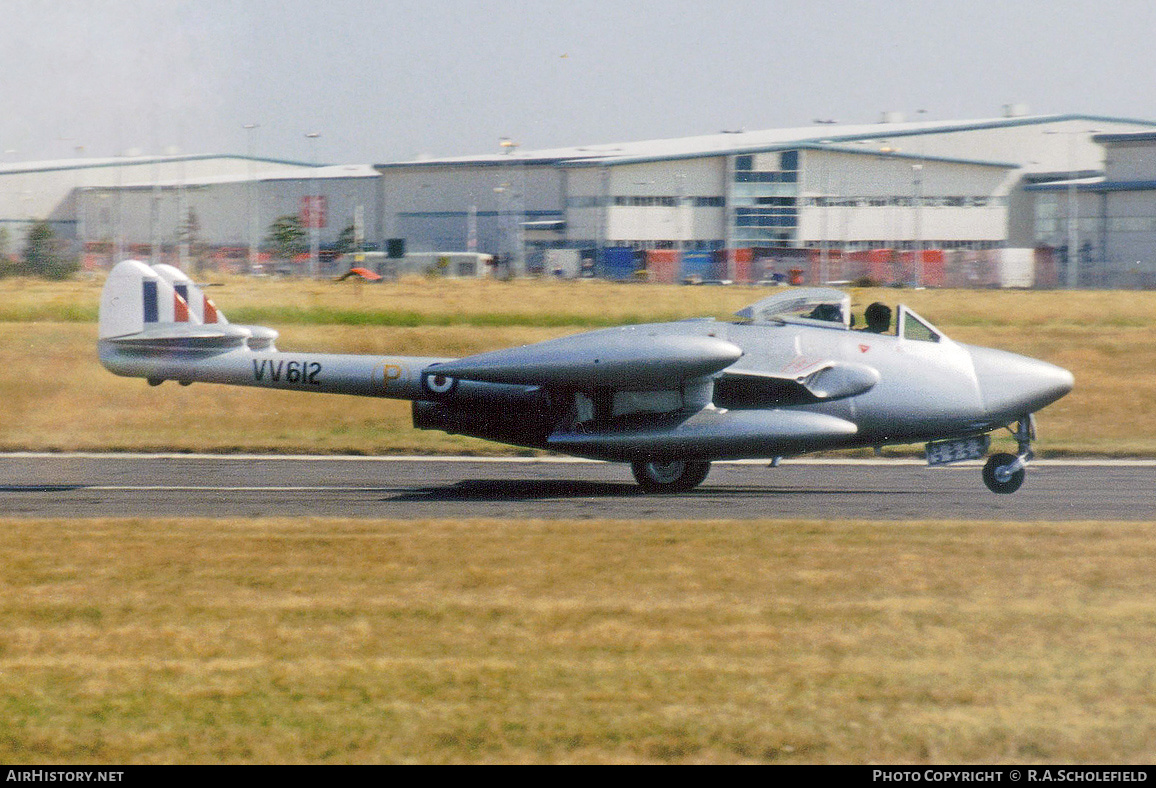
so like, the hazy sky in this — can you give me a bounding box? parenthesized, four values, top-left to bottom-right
(3, 0, 1155, 165)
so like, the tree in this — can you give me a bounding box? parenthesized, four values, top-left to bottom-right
(22, 220, 78, 280)
(179, 208, 206, 274)
(334, 223, 357, 257)
(267, 215, 307, 264)
(0, 227, 14, 277)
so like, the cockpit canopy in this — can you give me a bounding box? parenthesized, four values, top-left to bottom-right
(734, 287, 946, 342)
(734, 288, 852, 329)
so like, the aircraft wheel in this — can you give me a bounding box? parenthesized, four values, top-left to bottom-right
(631, 460, 711, 493)
(982, 453, 1025, 494)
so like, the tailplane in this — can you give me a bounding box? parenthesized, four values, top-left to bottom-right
(99, 260, 277, 352)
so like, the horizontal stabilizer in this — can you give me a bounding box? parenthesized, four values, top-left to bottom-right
(426, 327, 742, 388)
(101, 323, 273, 354)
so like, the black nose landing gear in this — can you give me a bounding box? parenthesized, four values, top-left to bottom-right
(982, 416, 1035, 494)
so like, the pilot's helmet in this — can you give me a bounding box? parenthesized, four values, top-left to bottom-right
(807, 303, 843, 322)
(865, 302, 892, 332)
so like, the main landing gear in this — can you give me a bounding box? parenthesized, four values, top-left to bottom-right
(631, 460, 712, 493)
(982, 416, 1036, 494)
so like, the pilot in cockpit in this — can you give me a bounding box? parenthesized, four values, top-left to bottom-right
(805, 303, 844, 323)
(860, 302, 892, 334)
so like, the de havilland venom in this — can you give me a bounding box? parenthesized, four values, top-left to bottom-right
(98, 260, 1073, 494)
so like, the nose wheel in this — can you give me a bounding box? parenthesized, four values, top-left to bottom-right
(982, 416, 1035, 494)
(983, 453, 1025, 494)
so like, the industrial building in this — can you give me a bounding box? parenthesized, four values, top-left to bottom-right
(0, 154, 313, 258)
(376, 110, 1156, 284)
(4, 109, 1156, 285)
(1028, 130, 1156, 288)
(0, 154, 381, 275)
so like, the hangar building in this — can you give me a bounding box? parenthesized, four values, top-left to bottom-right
(74, 161, 381, 273)
(1028, 130, 1156, 288)
(375, 111, 1156, 282)
(4, 110, 1156, 285)
(0, 154, 315, 249)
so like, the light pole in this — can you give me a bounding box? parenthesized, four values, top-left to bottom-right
(150, 151, 163, 266)
(74, 145, 86, 264)
(305, 132, 321, 278)
(912, 163, 923, 288)
(244, 123, 260, 274)
(813, 140, 834, 285)
(499, 137, 523, 276)
(676, 172, 688, 253)
(633, 180, 655, 249)
(1045, 128, 1101, 288)
(115, 150, 125, 264)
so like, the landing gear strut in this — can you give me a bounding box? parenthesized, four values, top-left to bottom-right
(982, 416, 1035, 494)
(631, 460, 712, 493)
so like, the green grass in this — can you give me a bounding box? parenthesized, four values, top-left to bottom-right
(224, 305, 678, 329)
(12, 272, 1156, 331)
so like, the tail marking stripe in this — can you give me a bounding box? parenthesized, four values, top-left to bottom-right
(142, 279, 159, 323)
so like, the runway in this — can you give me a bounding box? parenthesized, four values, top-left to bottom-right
(2, 453, 1154, 520)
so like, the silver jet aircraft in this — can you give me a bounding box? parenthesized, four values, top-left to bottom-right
(97, 260, 1074, 494)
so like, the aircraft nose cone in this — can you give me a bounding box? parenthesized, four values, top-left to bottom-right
(969, 346, 1074, 420)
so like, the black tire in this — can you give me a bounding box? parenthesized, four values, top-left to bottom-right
(982, 453, 1025, 494)
(631, 460, 711, 493)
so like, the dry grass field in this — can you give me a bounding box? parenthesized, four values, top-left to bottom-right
(3, 277, 1156, 765)
(0, 517, 1154, 764)
(1, 274, 1154, 454)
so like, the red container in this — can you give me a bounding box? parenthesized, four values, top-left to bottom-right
(1034, 247, 1060, 289)
(728, 248, 753, 283)
(919, 249, 945, 287)
(867, 248, 894, 285)
(645, 249, 680, 284)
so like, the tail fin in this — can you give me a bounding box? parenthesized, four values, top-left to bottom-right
(99, 260, 276, 352)
(99, 259, 187, 339)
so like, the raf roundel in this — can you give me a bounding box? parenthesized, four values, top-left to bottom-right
(422, 371, 458, 396)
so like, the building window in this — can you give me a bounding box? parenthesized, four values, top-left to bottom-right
(731, 151, 801, 245)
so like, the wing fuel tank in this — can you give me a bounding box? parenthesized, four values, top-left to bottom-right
(426, 329, 742, 388)
(547, 408, 858, 462)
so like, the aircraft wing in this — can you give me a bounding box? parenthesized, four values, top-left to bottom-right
(422, 324, 877, 410)
(416, 326, 870, 462)
(714, 360, 880, 408)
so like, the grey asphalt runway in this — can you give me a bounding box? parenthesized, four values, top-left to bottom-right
(2, 453, 1154, 520)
